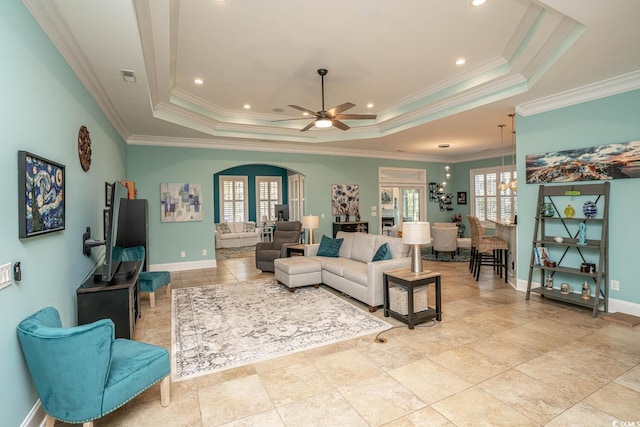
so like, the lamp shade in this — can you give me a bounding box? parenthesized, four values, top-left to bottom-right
(302, 215, 320, 229)
(315, 118, 332, 128)
(402, 222, 431, 245)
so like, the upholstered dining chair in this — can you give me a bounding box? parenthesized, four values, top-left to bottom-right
(17, 306, 170, 427)
(255, 221, 302, 272)
(431, 225, 458, 259)
(114, 245, 171, 307)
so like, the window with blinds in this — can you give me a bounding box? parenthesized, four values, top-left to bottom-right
(256, 177, 281, 221)
(471, 166, 517, 222)
(219, 176, 248, 222)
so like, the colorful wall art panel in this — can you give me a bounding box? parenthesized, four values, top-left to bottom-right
(18, 151, 65, 238)
(160, 183, 202, 222)
(526, 140, 640, 183)
(331, 184, 359, 217)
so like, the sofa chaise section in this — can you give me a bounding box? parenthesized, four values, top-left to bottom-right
(306, 231, 411, 311)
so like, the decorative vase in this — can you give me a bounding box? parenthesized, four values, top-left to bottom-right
(538, 203, 555, 217)
(583, 201, 597, 218)
(581, 282, 591, 300)
(564, 204, 575, 218)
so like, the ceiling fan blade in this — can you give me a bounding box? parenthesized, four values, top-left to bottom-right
(300, 121, 316, 132)
(334, 114, 377, 120)
(326, 102, 355, 117)
(332, 120, 350, 131)
(288, 105, 319, 117)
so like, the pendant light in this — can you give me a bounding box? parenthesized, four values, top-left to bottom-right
(508, 113, 518, 191)
(498, 124, 508, 192)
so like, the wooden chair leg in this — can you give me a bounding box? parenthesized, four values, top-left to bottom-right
(149, 291, 156, 308)
(165, 283, 171, 297)
(45, 415, 55, 427)
(83, 422, 94, 427)
(160, 376, 171, 407)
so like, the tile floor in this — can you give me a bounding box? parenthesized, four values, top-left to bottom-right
(68, 257, 640, 426)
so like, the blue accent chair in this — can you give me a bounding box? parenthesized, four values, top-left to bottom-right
(17, 306, 170, 427)
(115, 246, 172, 308)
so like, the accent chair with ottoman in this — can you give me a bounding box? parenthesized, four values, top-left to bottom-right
(255, 221, 302, 272)
(17, 306, 170, 427)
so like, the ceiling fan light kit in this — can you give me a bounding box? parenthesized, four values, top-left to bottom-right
(277, 68, 377, 132)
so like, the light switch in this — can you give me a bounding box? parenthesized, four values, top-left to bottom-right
(0, 263, 11, 290)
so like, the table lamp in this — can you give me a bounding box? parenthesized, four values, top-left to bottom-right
(402, 222, 431, 272)
(302, 215, 320, 244)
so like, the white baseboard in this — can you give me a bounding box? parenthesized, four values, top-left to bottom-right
(514, 278, 640, 316)
(149, 259, 217, 272)
(21, 400, 45, 427)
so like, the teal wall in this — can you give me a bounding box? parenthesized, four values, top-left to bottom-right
(517, 89, 640, 306)
(0, 1, 127, 425)
(127, 146, 452, 264)
(213, 164, 289, 223)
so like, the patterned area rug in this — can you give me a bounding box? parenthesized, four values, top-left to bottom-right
(171, 278, 392, 381)
(422, 248, 471, 262)
(215, 245, 256, 259)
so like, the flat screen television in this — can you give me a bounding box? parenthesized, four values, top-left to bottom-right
(102, 181, 131, 282)
(275, 204, 289, 221)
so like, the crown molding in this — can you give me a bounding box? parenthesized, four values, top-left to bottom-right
(517, 70, 640, 116)
(21, 0, 130, 140)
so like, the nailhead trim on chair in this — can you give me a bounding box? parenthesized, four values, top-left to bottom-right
(47, 373, 170, 424)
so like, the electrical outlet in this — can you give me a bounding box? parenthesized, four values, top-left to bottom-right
(611, 280, 620, 291)
(180, 251, 186, 258)
(202, 249, 207, 256)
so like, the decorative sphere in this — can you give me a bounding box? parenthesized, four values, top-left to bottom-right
(564, 204, 575, 218)
(583, 201, 597, 218)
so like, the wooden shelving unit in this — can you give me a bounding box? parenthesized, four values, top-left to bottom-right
(526, 182, 609, 317)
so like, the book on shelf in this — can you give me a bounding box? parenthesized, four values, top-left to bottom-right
(533, 247, 549, 266)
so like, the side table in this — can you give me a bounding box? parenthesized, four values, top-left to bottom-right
(383, 268, 442, 329)
(286, 243, 306, 257)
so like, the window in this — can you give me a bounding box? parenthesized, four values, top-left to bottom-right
(471, 166, 517, 223)
(256, 176, 282, 221)
(219, 176, 248, 222)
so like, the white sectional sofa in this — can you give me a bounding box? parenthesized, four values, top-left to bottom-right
(305, 231, 411, 311)
(214, 222, 261, 249)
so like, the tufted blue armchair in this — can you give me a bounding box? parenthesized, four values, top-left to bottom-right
(17, 306, 170, 427)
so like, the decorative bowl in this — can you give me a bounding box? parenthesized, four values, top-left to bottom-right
(583, 201, 597, 218)
(554, 236, 564, 243)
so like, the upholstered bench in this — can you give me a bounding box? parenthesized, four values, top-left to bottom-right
(274, 257, 322, 293)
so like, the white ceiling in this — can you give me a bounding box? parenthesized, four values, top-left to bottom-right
(23, 0, 640, 163)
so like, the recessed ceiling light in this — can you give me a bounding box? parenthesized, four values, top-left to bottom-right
(470, 0, 487, 6)
(455, 58, 466, 66)
(194, 78, 204, 85)
(438, 144, 451, 148)
(243, 104, 251, 109)
(367, 103, 374, 108)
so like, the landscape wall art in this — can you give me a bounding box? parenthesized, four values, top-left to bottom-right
(526, 140, 640, 183)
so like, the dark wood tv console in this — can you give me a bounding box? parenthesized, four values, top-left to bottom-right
(76, 261, 142, 339)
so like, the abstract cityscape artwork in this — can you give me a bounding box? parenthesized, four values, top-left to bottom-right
(160, 183, 202, 222)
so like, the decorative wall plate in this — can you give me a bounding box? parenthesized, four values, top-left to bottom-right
(77, 125, 92, 171)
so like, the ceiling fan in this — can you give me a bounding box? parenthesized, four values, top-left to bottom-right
(275, 68, 377, 132)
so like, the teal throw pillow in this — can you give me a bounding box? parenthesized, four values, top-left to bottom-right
(372, 242, 392, 261)
(317, 235, 343, 257)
